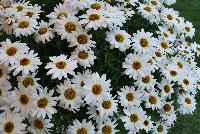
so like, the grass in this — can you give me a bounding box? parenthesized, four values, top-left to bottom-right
(169, 0, 200, 133)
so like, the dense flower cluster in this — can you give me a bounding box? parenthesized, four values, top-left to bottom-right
(0, 0, 199, 134)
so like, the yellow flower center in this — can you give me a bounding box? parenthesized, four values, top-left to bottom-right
(56, 61, 66, 69)
(78, 51, 89, 59)
(130, 114, 139, 123)
(149, 96, 157, 104)
(92, 84, 102, 95)
(20, 94, 29, 105)
(16, 6, 23, 11)
(91, 3, 101, 10)
(140, 38, 148, 47)
(77, 34, 88, 44)
(64, 88, 76, 100)
(157, 125, 164, 132)
(183, 79, 190, 85)
(115, 34, 124, 43)
(4, 122, 14, 133)
(65, 22, 76, 33)
(170, 70, 177, 76)
(77, 128, 88, 134)
(37, 97, 48, 108)
(163, 32, 169, 38)
(143, 120, 149, 126)
(126, 93, 135, 101)
(142, 75, 151, 83)
(185, 98, 192, 104)
(167, 14, 173, 20)
(20, 58, 30, 66)
(18, 21, 29, 28)
(34, 119, 44, 129)
(22, 78, 34, 88)
(102, 100, 111, 109)
(163, 104, 171, 112)
(38, 28, 48, 35)
(144, 7, 152, 12)
(102, 125, 112, 134)
(155, 51, 161, 57)
(89, 14, 100, 21)
(58, 12, 68, 19)
(132, 61, 141, 70)
(163, 85, 170, 93)
(151, 1, 158, 5)
(185, 26, 190, 32)
(161, 42, 169, 49)
(27, 11, 34, 17)
(177, 62, 183, 69)
(6, 47, 18, 56)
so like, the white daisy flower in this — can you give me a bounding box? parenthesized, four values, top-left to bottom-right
(71, 70, 92, 98)
(137, 4, 159, 24)
(117, 4, 135, 19)
(45, 54, 78, 80)
(132, 29, 157, 54)
(121, 106, 147, 134)
(0, 39, 29, 65)
(28, 116, 54, 134)
(11, 1, 30, 13)
(158, 40, 173, 55)
(88, 0, 106, 10)
(69, 31, 96, 50)
(117, 86, 142, 108)
(178, 74, 196, 94)
(103, 4, 126, 29)
(162, 64, 181, 82)
(79, 9, 107, 30)
(71, 49, 96, 68)
(162, 0, 176, 5)
(47, 3, 76, 23)
(57, 79, 83, 112)
(32, 87, 57, 118)
(116, 0, 138, 6)
(0, 80, 11, 106)
(178, 93, 196, 115)
(86, 105, 101, 123)
(35, 21, 54, 43)
(83, 72, 111, 105)
(55, 16, 81, 41)
(0, 63, 10, 84)
(135, 74, 157, 91)
(24, 4, 42, 19)
(183, 21, 195, 38)
(10, 50, 42, 76)
(96, 94, 118, 119)
(10, 83, 37, 117)
(142, 116, 154, 133)
(160, 8, 179, 27)
(106, 29, 132, 52)
(159, 101, 175, 116)
(67, 119, 95, 134)
(13, 16, 37, 37)
(0, 113, 26, 134)
(158, 78, 174, 99)
(122, 53, 151, 79)
(64, 0, 89, 10)
(157, 26, 176, 42)
(96, 118, 119, 134)
(153, 122, 169, 134)
(17, 72, 41, 89)
(145, 92, 163, 110)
